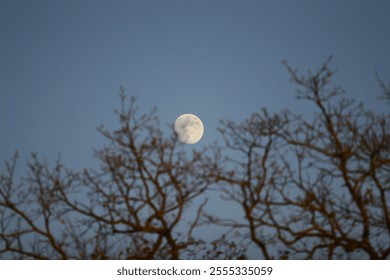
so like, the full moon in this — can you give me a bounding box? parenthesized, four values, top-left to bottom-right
(174, 114, 204, 144)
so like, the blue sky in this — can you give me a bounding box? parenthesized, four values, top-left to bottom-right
(1, 0, 389, 169)
(1, 0, 390, 259)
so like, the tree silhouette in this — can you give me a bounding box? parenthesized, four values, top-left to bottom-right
(203, 57, 390, 259)
(1, 59, 389, 259)
(0, 92, 216, 259)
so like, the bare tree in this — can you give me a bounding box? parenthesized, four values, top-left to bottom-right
(0, 92, 212, 259)
(376, 72, 390, 104)
(203, 58, 390, 259)
(2, 61, 389, 260)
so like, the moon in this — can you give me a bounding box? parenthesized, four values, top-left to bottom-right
(174, 114, 204, 144)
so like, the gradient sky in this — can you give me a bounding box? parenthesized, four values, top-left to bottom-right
(2, 0, 390, 168)
(1, 1, 390, 257)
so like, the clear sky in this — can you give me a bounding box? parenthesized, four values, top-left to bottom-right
(1, 0, 390, 169)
